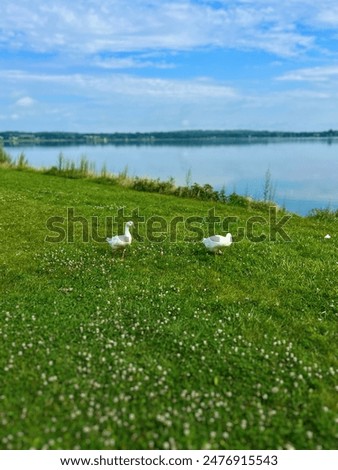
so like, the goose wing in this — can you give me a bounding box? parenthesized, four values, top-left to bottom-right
(202, 233, 232, 251)
(106, 234, 131, 249)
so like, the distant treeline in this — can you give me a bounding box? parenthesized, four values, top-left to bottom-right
(1, 129, 338, 146)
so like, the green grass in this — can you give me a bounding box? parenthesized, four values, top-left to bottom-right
(0, 167, 337, 450)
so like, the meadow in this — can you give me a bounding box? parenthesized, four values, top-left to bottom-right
(0, 164, 337, 450)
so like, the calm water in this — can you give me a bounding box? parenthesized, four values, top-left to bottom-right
(4, 140, 338, 215)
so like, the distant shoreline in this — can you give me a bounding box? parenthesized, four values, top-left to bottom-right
(1, 129, 338, 146)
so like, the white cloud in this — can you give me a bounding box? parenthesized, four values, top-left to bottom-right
(93, 56, 175, 70)
(110, 76, 238, 99)
(15, 96, 36, 107)
(0, 69, 238, 101)
(0, 0, 330, 58)
(315, 6, 338, 26)
(277, 66, 338, 82)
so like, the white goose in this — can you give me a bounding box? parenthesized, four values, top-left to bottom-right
(106, 221, 134, 258)
(202, 233, 233, 254)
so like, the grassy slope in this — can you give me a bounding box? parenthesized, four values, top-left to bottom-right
(0, 167, 337, 450)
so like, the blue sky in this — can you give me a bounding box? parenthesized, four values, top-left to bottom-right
(1, 0, 338, 132)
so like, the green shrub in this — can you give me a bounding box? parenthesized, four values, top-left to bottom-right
(228, 192, 250, 207)
(0, 146, 12, 165)
(16, 152, 29, 169)
(307, 207, 337, 220)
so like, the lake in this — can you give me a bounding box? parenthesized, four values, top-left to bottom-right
(4, 139, 338, 215)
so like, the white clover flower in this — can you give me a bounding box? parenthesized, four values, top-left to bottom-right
(284, 443, 295, 450)
(241, 419, 247, 429)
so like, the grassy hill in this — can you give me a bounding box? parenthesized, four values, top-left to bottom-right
(0, 167, 337, 449)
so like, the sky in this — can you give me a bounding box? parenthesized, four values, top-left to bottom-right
(1, 0, 338, 132)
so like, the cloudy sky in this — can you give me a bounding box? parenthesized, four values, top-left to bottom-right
(1, 0, 338, 132)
